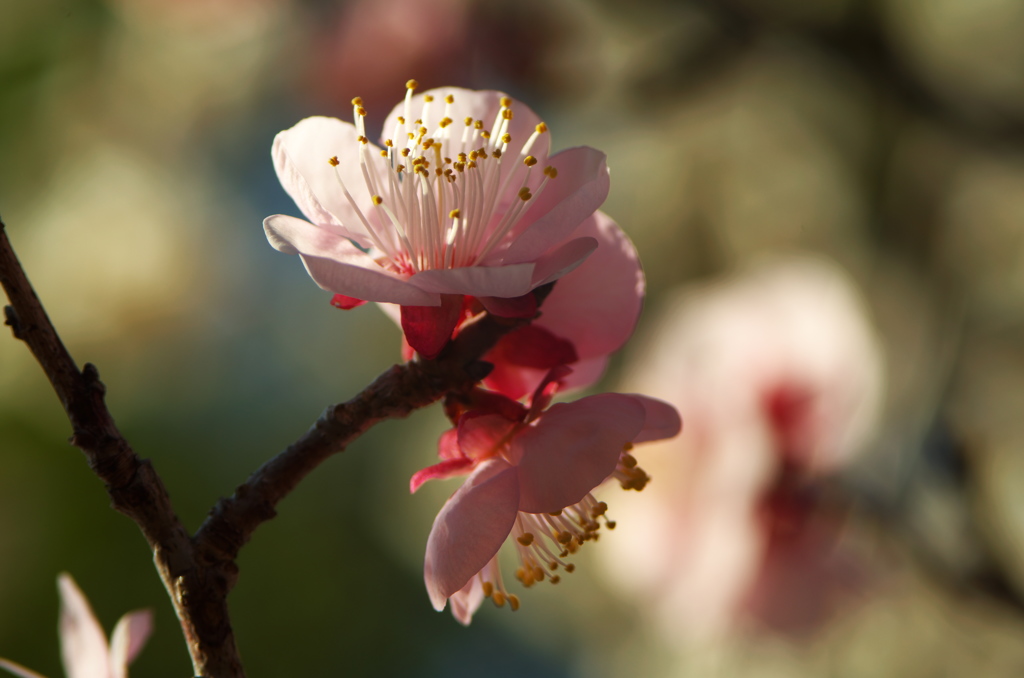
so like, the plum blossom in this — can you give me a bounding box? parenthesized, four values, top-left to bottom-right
(265, 81, 616, 358)
(0, 574, 152, 678)
(414, 368, 681, 624)
(600, 256, 885, 639)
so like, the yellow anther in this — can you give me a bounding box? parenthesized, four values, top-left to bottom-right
(536, 122, 548, 133)
(550, 575, 561, 584)
(435, 167, 443, 176)
(549, 510, 563, 517)
(449, 208, 461, 219)
(502, 109, 513, 120)
(468, 161, 477, 169)
(491, 148, 501, 159)
(544, 166, 558, 178)
(591, 502, 608, 516)
(396, 165, 405, 173)
(464, 117, 473, 126)
(621, 453, 637, 469)
(564, 563, 576, 573)
(481, 130, 491, 139)
(351, 96, 364, 106)
(371, 195, 383, 205)
(482, 582, 494, 597)
(606, 520, 617, 529)
(518, 187, 532, 201)
(385, 139, 394, 147)
(508, 594, 520, 611)
(401, 148, 411, 157)
(414, 119, 423, 125)
(406, 79, 418, 90)
(422, 138, 435, 149)
(357, 135, 368, 144)
(557, 531, 572, 545)
(419, 126, 428, 136)
(397, 116, 406, 124)
(534, 566, 545, 580)
(492, 592, 506, 607)
(356, 106, 367, 117)
(424, 94, 434, 103)
(623, 442, 634, 452)
(439, 117, 453, 128)
(445, 94, 455, 104)
(468, 150, 478, 161)
(500, 96, 512, 108)
(524, 155, 538, 167)
(328, 156, 340, 167)
(517, 533, 534, 546)
(379, 150, 388, 157)
(474, 120, 484, 129)
(501, 133, 512, 144)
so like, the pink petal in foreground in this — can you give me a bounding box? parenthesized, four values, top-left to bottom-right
(58, 574, 111, 678)
(407, 263, 535, 298)
(513, 394, 647, 513)
(532, 211, 644, 360)
(502, 147, 610, 266)
(457, 413, 519, 460)
(424, 459, 520, 610)
(629, 394, 683, 443)
(400, 293, 463, 359)
(264, 215, 439, 306)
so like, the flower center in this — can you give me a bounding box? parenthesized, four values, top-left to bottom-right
(330, 80, 557, 275)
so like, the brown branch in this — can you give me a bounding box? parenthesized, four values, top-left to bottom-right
(194, 311, 522, 562)
(0, 217, 525, 677)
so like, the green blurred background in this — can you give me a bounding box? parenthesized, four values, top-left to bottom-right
(3, 0, 1024, 676)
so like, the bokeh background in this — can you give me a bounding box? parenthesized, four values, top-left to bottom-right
(3, 0, 1024, 676)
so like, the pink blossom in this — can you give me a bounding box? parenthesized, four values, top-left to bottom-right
(0, 574, 152, 678)
(600, 257, 884, 639)
(413, 369, 681, 624)
(265, 82, 613, 357)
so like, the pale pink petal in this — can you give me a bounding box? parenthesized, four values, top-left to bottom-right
(407, 263, 535, 298)
(400, 294, 462, 358)
(513, 394, 647, 513)
(410, 458, 475, 494)
(533, 211, 644, 360)
(424, 459, 520, 611)
(381, 88, 550, 177)
(529, 237, 598, 288)
(500, 147, 610, 266)
(557, 356, 609, 393)
(447, 573, 488, 626)
(108, 611, 153, 678)
(264, 215, 439, 306)
(57, 574, 111, 678)
(629, 395, 683, 443)
(0, 658, 48, 678)
(458, 413, 519, 459)
(272, 116, 386, 244)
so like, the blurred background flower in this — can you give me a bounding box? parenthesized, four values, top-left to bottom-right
(3, 0, 1024, 676)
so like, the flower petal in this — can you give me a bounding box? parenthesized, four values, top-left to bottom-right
(58, 574, 111, 678)
(629, 395, 683, 443)
(530, 236, 598, 288)
(273, 116, 386, 244)
(108, 610, 153, 678)
(407, 263, 535, 298)
(477, 293, 537, 318)
(447, 572, 488, 626)
(410, 458, 476, 494)
(500, 147, 610, 266)
(532, 212, 643, 359)
(513, 394, 646, 513)
(264, 215, 439, 306)
(331, 294, 367, 310)
(424, 459, 520, 611)
(401, 293, 463, 358)
(483, 326, 579, 400)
